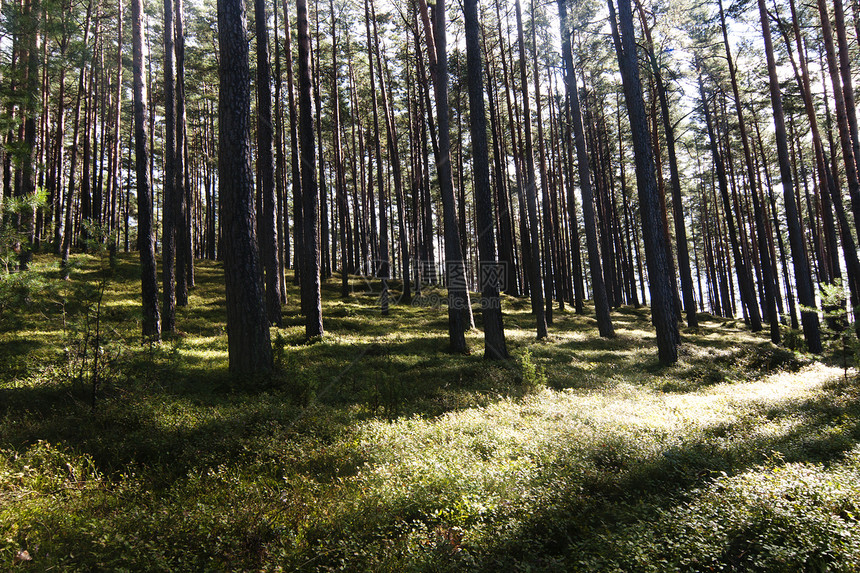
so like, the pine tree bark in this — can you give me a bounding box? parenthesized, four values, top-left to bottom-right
(816, 0, 860, 249)
(558, 8, 613, 337)
(329, 0, 348, 298)
(255, 0, 282, 325)
(132, 0, 161, 340)
(418, 0, 470, 352)
(281, 0, 302, 282)
(514, 0, 547, 338)
(174, 0, 190, 306)
(161, 0, 177, 332)
(371, 2, 411, 304)
(365, 0, 389, 314)
(609, 0, 678, 364)
(758, 0, 821, 352)
(463, 0, 508, 359)
(217, 0, 273, 373)
(296, 0, 323, 337)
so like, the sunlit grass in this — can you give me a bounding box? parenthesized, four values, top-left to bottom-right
(0, 252, 858, 570)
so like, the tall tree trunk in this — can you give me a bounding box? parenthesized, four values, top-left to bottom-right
(463, 0, 508, 359)
(372, 3, 411, 304)
(312, 4, 330, 281)
(174, 0, 190, 306)
(329, 0, 348, 298)
(60, 0, 93, 277)
(365, 0, 389, 314)
(758, 0, 821, 352)
(558, 7, 614, 337)
(514, 0, 547, 338)
(217, 0, 273, 373)
(281, 0, 302, 282)
(273, 0, 288, 300)
(255, 0, 282, 325)
(162, 0, 177, 332)
(609, 0, 678, 364)
(296, 0, 323, 337)
(132, 0, 161, 340)
(817, 0, 860, 249)
(636, 1, 697, 328)
(418, 0, 471, 352)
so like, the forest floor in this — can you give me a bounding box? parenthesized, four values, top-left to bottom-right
(2, 252, 860, 571)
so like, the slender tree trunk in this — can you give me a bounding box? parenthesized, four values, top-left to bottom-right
(514, 0, 547, 338)
(817, 0, 860, 249)
(372, 3, 411, 304)
(464, 0, 508, 359)
(758, 0, 821, 352)
(418, 0, 471, 352)
(296, 0, 323, 337)
(60, 0, 93, 277)
(174, 0, 189, 306)
(162, 0, 177, 332)
(273, 0, 288, 301)
(281, 0, 302, 282)
(255, 0, 282, 325)
(132, 0, 161, 340)
(365, 0, 389, 314)
(329, 0, 348, 298)
(559, 10, 613, 337)
(609, 0, 678, 364)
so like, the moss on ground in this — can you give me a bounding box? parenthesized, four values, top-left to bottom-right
(1, 253, 858, 571)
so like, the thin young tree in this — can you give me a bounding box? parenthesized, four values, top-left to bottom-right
(217, 0, 273, 373)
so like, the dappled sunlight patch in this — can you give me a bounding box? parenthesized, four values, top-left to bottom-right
(4, 254, 860, 570)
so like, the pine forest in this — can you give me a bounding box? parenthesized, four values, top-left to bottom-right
(2, 0, 860, 568)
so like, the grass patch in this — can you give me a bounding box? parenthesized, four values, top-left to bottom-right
(1, 253, 858, 570)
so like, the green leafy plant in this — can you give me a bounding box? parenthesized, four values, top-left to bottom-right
(519, 348, 546, 389)
(0, 188, 45, 273)
(817, 280, 860, 379)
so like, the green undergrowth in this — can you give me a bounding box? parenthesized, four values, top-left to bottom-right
(1, 253, 859, 571)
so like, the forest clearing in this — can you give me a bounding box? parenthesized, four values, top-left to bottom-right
(1, 255, 859, 570)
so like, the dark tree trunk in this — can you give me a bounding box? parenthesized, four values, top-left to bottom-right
(329, 0, 348, 298)
(558, 7, 613, 337)
(371, 2, 411, 304)
(758, 0, 821, 352)
(514, 0, 547, 338)
(636, 1, 697, 328)
(162, 0, 177, 332)
(418, 0, 470, 352)
(174, 0, 190, 306)
(255, 0, 282, 325)
(132, 0, 161, 340)
(60, 0, 93, 278)
(609, 0, 678, 364)
(817, 0, 860, 249)
(281, 0, 301, 282)
(217, 0, 273, 373)
(296, 0, 323, 337)
(365, 0, 389, 314)
(463, 0, 508, 359)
